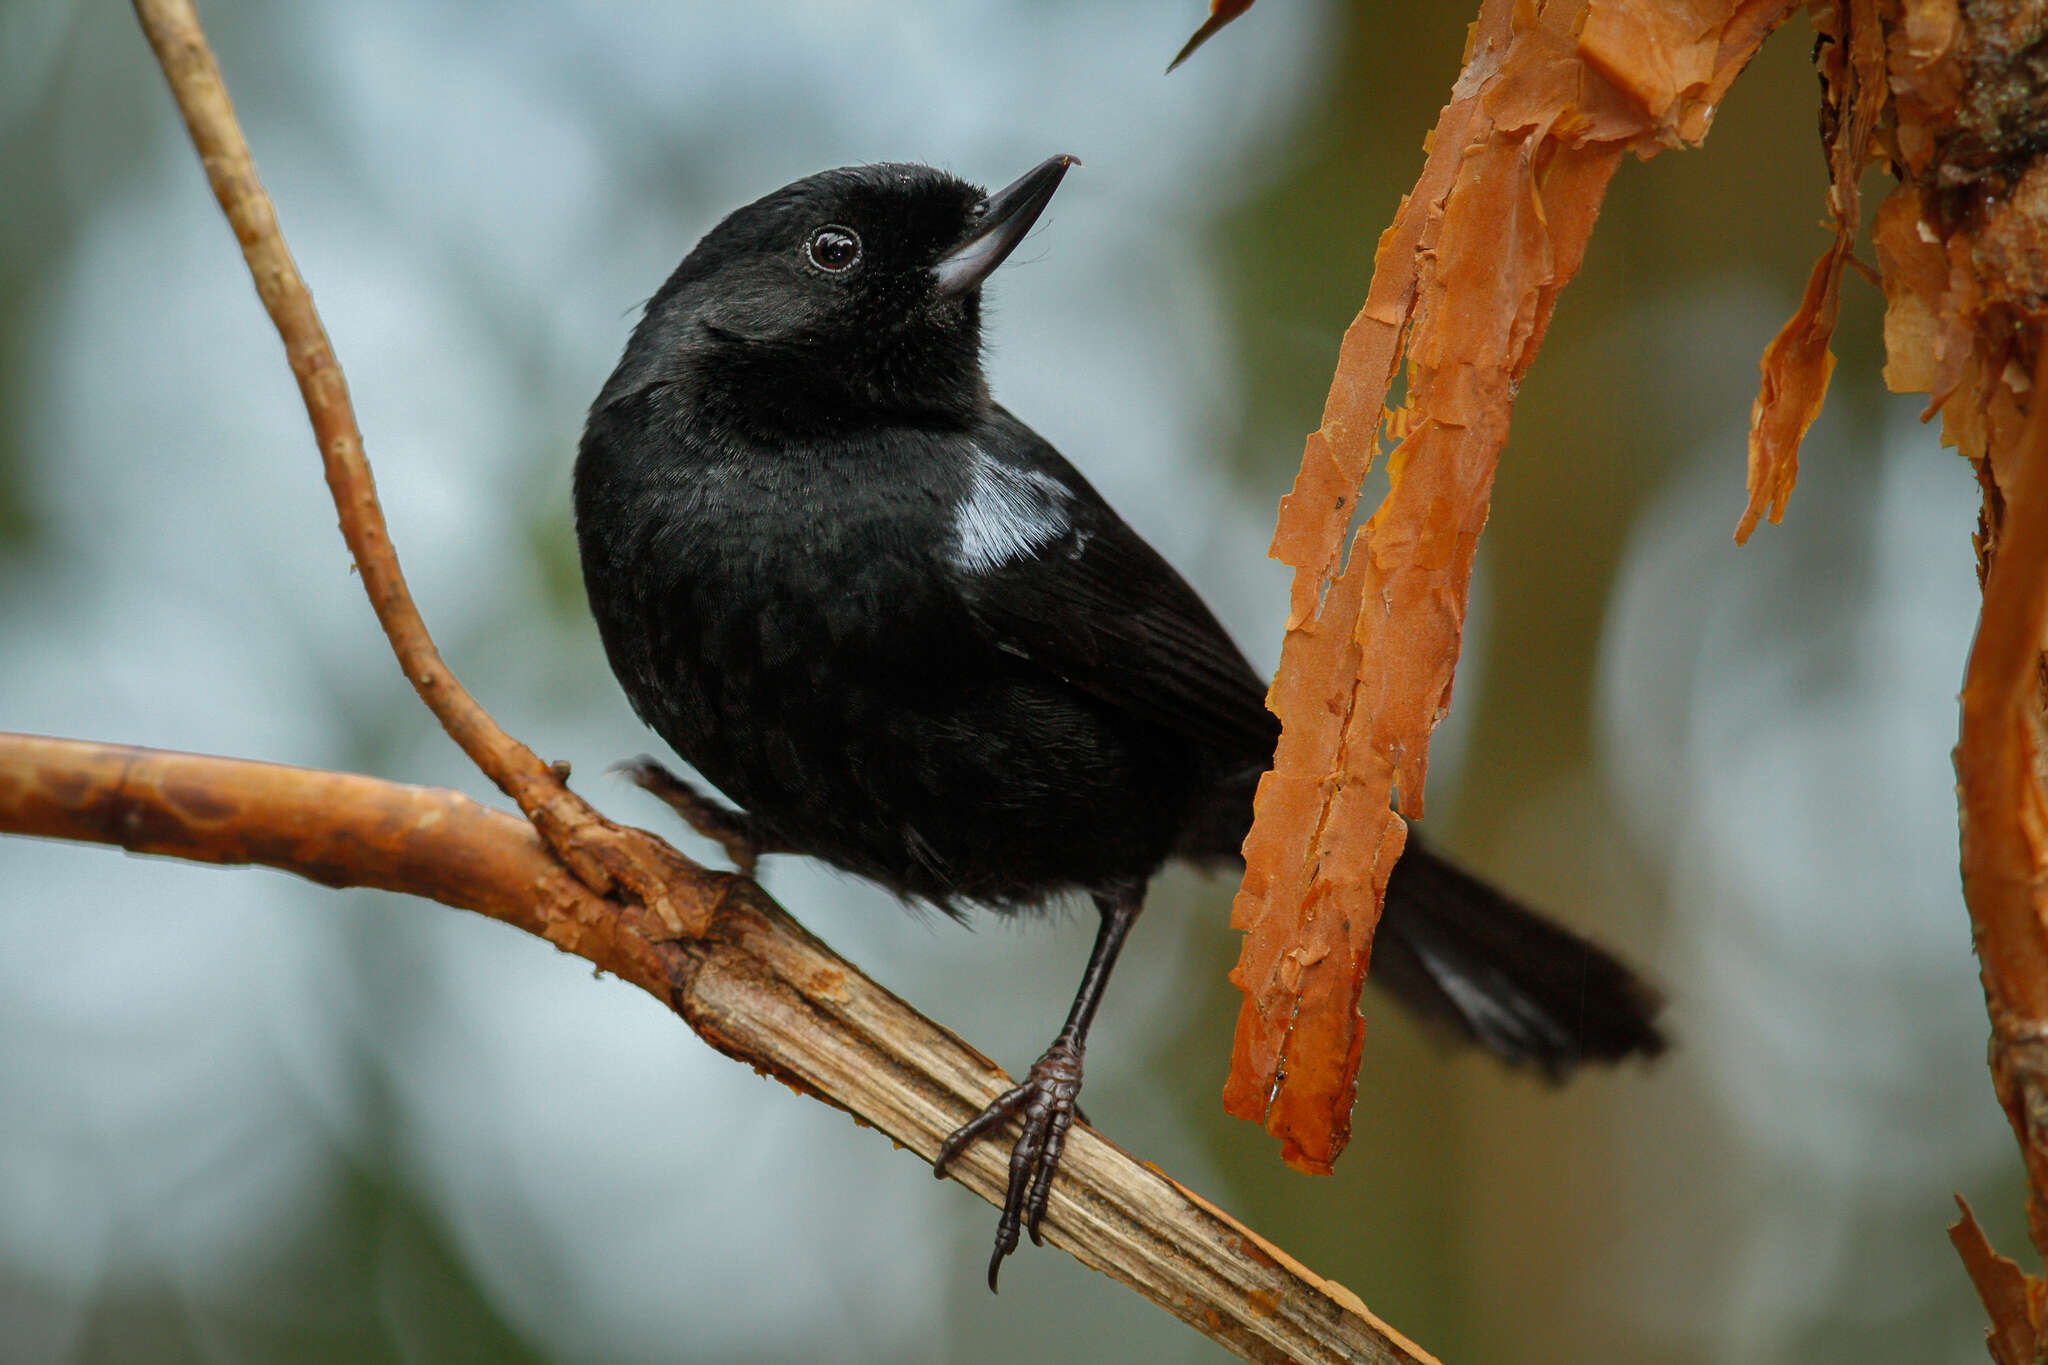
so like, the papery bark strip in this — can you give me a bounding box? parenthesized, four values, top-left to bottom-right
(1735, 0, 1887, 543)
(1230, 0, 1799, 1173)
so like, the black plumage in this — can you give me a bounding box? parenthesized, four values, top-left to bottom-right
(574, 157, 1664, 1288)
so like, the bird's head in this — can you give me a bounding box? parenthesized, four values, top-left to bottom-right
(629, 156, 1077, 436)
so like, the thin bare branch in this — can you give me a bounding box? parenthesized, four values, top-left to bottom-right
(1, 731, 1435, 1365)
(127, 0, 699, 932)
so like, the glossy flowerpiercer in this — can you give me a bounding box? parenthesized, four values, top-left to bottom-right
(573, 157, 1665, 1288)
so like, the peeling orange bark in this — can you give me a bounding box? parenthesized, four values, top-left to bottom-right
(1884, 114, 2048, 1357)
(1956, 348, 2048, 1257)
(1830, 0, 2048, 1347)
(1229, 0, 1798, 1174)
(1952, 1196, 2044, 1365)
(1736, 0, 1888, 543)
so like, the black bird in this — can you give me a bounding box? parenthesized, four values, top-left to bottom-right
(574, 157, 1665, 1289)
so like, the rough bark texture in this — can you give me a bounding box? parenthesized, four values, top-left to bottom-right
(1830, 0, 2048, 1352)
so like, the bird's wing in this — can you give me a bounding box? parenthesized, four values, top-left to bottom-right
(950, 413, 1280, 763)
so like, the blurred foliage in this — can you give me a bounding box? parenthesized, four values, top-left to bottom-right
(47, 1154, 549, 1365)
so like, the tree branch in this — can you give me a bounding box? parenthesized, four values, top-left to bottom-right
(128, 0, 699, 933)
(1959, 344, 2048, 1254)
(0, 731, 1433, 1365)
(1856, 0, 2048, 1349)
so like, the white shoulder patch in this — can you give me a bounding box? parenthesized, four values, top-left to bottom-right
(948, 447, 1071, 574)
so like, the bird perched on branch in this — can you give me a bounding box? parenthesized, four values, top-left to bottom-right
(574, 156, 1665, 1289)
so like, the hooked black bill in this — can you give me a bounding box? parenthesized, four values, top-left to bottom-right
(932, 154, 1080, 297)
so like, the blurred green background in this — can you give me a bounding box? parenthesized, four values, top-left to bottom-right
(0, 2, 2017, 1361)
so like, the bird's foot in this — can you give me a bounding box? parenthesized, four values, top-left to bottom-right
(932, 1037, 1084, 1291)
(613, 757, 775, 876)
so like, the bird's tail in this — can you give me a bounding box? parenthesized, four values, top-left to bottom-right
(1180, 791, 1665, 1076)
(1371, 834, 1665, 1077)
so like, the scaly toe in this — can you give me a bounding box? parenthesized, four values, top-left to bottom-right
(940, 1041, 1085, 1290)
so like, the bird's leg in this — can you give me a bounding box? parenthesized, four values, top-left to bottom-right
(933, 882, 1143, 1291)
(612, 757, 783, 876)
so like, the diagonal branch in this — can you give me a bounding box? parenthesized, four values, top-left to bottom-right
(128, 0, 699, 933)
(0, 731, 1434, 1365)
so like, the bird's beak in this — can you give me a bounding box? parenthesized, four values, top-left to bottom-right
(933, 155, 1080, 297)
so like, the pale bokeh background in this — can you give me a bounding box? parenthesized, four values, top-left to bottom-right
(0, 3, 2015, 1360)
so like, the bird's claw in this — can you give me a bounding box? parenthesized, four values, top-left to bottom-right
(613, 757, 771, 875)
(932, 1038, 1084, 1291)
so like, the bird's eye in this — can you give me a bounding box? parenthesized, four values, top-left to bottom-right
(806, 225, 862, 272)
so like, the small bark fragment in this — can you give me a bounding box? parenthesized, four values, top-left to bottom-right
(1736, 0, 1888, 543)
(1951, 1196, 2043, 1365)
